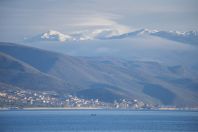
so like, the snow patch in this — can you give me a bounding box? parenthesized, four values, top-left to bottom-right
(40, 30, 71, 42)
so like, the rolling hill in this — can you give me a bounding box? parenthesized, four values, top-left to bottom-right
(0, 42, 197, 107)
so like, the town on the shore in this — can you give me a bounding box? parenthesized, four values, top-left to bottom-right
(0, 88, 196, 110)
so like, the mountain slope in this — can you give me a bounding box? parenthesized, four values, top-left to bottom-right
(0, 42, 106, 90)
(0, 42, 197, 106)
(0, 52, 72, 92)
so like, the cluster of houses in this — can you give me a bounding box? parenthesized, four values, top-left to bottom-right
(0, 89, 151, 109)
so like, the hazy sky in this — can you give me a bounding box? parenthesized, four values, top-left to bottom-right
(0, 0, 198, 41)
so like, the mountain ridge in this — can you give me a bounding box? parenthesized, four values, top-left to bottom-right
(25, 29, 198, 45)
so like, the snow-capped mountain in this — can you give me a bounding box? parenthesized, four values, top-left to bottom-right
(109, 29, 198, 45)
(108, 29, 154, 39)
(25, 29, 198, 45)
(40, 30, 72, 42)
(70, 28, 120, 40)
(150, 30, 198, 45)
(25, 28, 121, 42)
(24, 30, 72, 42)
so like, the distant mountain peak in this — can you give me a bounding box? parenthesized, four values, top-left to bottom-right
(150, 30, 198, 45)
(26, 28, 120, 42)
(133, 29, 159, 35)
(40, 30, 71, 42)
(136, 28, 150, 34)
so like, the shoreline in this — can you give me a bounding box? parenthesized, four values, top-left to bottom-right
(0, 107, 102, 111)
(24, 107, 102, 110)
(0, 107, 198, 111)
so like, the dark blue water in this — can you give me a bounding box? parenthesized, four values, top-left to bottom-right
(0, 110, 198, 132)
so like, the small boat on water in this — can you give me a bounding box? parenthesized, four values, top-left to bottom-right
(90, 114, 96, 116)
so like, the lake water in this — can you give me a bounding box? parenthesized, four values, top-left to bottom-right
(0, 110, 198, 132)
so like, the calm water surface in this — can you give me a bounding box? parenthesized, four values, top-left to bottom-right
(0, 110, 198, 132)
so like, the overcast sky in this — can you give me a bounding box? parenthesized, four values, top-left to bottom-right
(0, 0, 198, 41)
